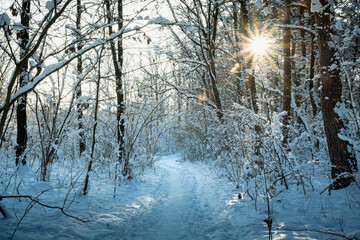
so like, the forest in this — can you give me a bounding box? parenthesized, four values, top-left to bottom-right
(0, 0, 359, 239)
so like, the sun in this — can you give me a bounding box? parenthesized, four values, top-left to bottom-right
(233, 22, 282, 72)
(249, 37, 268, 55)
(236, 23, 277, 63)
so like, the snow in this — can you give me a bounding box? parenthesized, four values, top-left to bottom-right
(274, 24, 316, 36)
(263, 7, 270, 16)
(255, 0, 262, 8)
(8, 61, 64, 104)
(335, 21, 343, 31)
(148, 16, 171, 25)
(1, 155, 359, 239)
(46, 0, 61, 11)
(13, 23, 27, 31)
(0, 13, 10, 26)
(311, 0, 323, 13)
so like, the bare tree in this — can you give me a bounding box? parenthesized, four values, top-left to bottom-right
(166, 0, 223, 121)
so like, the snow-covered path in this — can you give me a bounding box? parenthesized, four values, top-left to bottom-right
(94, 155, 258, 240)
(1, 155, 264, 240)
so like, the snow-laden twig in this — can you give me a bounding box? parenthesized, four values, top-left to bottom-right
(274, 24, 316, 35)
(320, 172, 354, 195)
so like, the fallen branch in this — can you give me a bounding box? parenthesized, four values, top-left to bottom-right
(275, 220, 357, 240)
(0, 195, 88, 222)
(277, 227, 356, 240)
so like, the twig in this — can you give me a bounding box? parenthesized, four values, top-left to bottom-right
(0, 195, 88, 223)
(10, 201, 36, 240)
(354, 179, 360, 190)
(319, 185, 331, 195)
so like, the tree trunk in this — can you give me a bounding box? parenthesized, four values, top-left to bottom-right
(309, 26, 317, 118)
(117, 0, 127, 175)
(240, 0, 258, 114)
(292, 30, 305, 126)
(83, 48, 103, 195)
(76, 0, 86, 155)
(16, 0, 31, 166)
(233, 2, 242, 104)
(208, 1, 223, 121)
(317, 0, 357, 190)
(248, 68, 258, 113)
(283, 0, 292, 145)
(106, 0, 126, 174)
(307, 0, 317, 118)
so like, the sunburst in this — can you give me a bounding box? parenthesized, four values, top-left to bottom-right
(234, 22, 280, 70)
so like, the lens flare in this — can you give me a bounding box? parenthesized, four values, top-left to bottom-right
(230, 63, 241, 73)
(199, 93, 207, 102)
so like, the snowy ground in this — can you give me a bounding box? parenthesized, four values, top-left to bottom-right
(1, 155, 360, 239)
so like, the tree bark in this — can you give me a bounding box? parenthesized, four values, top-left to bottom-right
(316, 0, 357, 189)
(16, 0, 31, 166)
